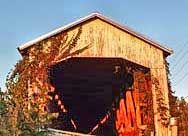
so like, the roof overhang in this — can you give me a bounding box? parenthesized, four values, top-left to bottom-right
(18, 12, 173, 56)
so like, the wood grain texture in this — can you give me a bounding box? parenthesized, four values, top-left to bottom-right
(63, 19, 169, 135)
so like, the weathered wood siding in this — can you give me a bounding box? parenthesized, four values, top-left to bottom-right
(62, 18, 169, 136)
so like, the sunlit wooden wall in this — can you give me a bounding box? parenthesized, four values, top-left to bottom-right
(27, 18, 170, 136)
(63, 18, 170, 136)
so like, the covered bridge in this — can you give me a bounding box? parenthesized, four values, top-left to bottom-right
(18, 13, 173, 136)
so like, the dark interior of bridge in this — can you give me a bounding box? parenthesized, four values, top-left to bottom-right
(48, 57, 149, 135)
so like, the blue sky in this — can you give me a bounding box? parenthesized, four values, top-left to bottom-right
(0, 0, 188, 97)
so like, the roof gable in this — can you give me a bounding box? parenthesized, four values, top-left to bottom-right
(18, 12, 173, 55)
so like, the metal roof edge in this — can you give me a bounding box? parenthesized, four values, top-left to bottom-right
(18, 12, 173, 55)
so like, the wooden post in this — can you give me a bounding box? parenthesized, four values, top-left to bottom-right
(170, 117, 178, 136)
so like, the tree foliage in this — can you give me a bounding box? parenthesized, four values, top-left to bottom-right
(177, 97, 188, 135)
(165, 60, 188, 135)
(3, 26, 90, 135)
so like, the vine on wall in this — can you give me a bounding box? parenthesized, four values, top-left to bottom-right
(152, 77, 169, 127)
(5, 26, 90, 135)
(165, 60, 179, 117)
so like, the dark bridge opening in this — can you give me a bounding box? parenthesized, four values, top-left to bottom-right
(48, 57, 149, 135)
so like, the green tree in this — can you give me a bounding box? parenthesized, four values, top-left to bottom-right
(0, 88, 16, 135)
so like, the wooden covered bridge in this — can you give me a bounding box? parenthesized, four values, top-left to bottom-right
(18, 13, 173, 136)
